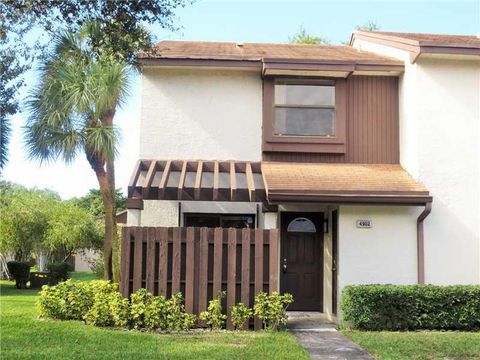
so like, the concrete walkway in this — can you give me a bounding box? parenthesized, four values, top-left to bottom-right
(287, 312, 374, 360)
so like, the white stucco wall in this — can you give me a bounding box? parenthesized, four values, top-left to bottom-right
(140, 200, 179, 227)
(414, 58, 480, 284)
(140, 67, 262, 161)
(353, 39, 480, 285)
(338, 205, 420, 292)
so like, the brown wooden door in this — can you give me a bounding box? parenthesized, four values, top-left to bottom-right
(281, 213, 323, 311)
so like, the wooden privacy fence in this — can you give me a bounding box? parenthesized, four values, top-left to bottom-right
(120, 226, 279, 330)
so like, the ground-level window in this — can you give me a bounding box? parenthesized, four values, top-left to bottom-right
(184, 214, 255, 228)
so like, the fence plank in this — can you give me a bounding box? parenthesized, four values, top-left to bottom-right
(254, 228, 264, 330)
(241, 228, 251, 307)
(172, 227, 181, 294)
(146, 227, 156, 293)
(269, 229, 279, 294)
(120, 227, 131, 297)
(158, 227, 168, 296)
(185, 227, 195, 313)
(198, 227, 209, 314)
(132, 227, 143, 292)
(241, 229, 251, 330)
(227, 228, 237, 330)
(212, 228, 223, 297)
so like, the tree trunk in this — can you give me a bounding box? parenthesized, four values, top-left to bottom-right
(86, 110, 117, 281)
(95, 167, 114, 281)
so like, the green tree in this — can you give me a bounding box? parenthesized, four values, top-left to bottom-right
(0, 185, 57, 261)
(25, 22, 130, 280)
(0, 118, 10, 171)
(355, 21, 380, 32)
(73, 189, 126, 218)
(289, 26, 330, 45)
(0, 183, 101, 262)
(0, 3, 37, 171)
(1, 0, 190, 159)
(44, 201, 103, 262)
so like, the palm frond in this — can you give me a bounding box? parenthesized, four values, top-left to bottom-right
(0, 117, 11, 171)
(85, 125, 119, 161)
(25, 20, 129, 166)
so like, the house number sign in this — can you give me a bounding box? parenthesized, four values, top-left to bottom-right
(356, 220, 372, 228)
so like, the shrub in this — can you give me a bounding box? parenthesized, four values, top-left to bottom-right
(130, 289, 196, 331)
(110, 291, 131, 328)
(37, 280, 117, 321)
(6, 261, 30, 288)
(47, 262, 74, 283)
(254, 292, 293, 330)
(144, 295, 168, 330)
(199, 291, 227, 330)
(164, 292, 196, 331)
(231, 302, 253, 330)
(130, 288, 153, 329)
(341, 284, 480, 331)
(85, 289, 130, 328)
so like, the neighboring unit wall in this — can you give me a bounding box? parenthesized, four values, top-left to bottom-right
(337, 205, 420, 292)
(263, 75, 400, 164)
(140, 67, 263, 161)
(414, 58, 480, 284)
(353, 38, 480, 284)
(74, 249, 100, 272)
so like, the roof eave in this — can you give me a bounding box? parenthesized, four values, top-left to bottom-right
(267, 191, 433, 205)
(351, 31, 480, 63)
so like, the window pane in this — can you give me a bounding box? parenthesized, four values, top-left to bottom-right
(275, 85, 334, 106)
(274, 108, 335, 136)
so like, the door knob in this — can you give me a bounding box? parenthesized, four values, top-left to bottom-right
(282, 258, 287, 273)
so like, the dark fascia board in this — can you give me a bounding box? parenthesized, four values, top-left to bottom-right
(267, 191, 432, 205)
(139, 57, 263, 69)
(139, 56, 404, 73)
(350, 31, 480, 63)
(262, 57, 404, 74)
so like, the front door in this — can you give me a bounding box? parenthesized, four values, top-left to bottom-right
(281, 212, 323, 311)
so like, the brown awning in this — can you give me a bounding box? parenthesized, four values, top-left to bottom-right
(128, 160, 266, 203)
(262, 162, 431, 205)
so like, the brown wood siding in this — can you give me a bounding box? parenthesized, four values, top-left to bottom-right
(263, 76, 400, 164)
(120, 226, 279, 329)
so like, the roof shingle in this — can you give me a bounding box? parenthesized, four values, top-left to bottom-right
(262, 162, 429, 196)
(140, 41, 403, 65)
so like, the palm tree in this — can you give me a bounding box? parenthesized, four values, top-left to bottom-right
(24, 22, 130, 280)
(0, 118, 10, 171)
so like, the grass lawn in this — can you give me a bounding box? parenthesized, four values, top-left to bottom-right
(0, 276, 308, 360)
(343, 329, 480, 360)
(69, 271, 97, 282)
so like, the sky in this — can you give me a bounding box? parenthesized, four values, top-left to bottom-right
(3, 0, 479, 199)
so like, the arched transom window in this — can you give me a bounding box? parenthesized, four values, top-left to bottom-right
(287, 217, 316, 233)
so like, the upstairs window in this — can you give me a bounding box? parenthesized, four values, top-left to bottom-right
(262, 77, 346, 154)
(273, 81, 336, 137)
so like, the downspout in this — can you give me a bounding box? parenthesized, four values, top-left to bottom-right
(417, 202, 432, 284)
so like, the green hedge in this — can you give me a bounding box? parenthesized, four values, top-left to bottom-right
(341, 285, 480, 331)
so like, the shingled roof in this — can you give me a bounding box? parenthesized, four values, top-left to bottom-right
(139, 40, 403, 66)
(262, 162, 431, 204)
